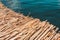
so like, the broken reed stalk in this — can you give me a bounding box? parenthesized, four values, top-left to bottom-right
(0, 2, 60, 40)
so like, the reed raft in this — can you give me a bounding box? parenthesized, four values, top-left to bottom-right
(0, 2, 60, 40)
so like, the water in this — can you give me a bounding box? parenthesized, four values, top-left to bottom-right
(1, 0, 60, 29)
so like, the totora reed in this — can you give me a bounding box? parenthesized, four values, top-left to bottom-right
(0, 2, 60, 40)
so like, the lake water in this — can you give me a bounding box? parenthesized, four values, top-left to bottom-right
(1, 0, 60, 29)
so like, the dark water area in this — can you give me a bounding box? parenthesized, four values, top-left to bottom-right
(1, 0, 60, 30)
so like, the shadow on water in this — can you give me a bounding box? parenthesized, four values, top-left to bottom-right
(31, 9, 60, 29)
(15, 8, 60, 30)
(21, 9, 60, 29)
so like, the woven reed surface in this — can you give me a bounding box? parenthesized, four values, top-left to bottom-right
(0, 2, 60, 40)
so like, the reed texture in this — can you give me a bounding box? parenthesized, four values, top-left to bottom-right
(0, 2, 60, 40)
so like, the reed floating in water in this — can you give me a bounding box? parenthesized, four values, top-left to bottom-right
(0, 2, 60, 40)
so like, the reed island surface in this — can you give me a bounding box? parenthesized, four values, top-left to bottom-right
(0, 2, 60, 40)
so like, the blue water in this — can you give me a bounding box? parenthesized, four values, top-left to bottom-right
(1, 0, 60, 29)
